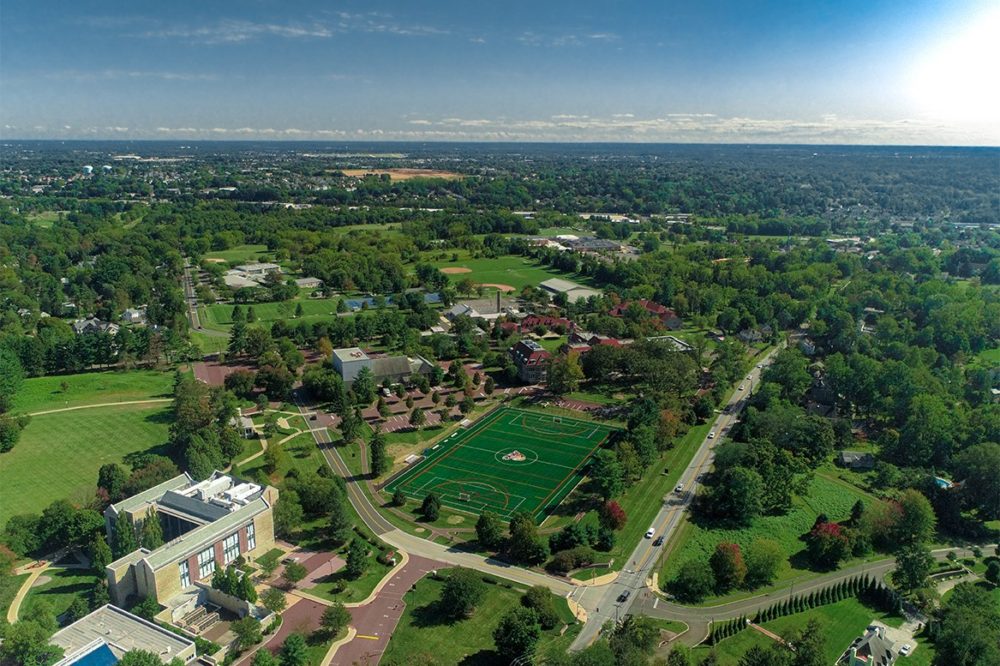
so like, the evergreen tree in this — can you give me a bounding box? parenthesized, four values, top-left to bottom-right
(112, 512, 138, 558)
(139, 509, 164, 549)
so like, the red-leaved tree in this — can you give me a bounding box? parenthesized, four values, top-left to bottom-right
(599, 500, 627, 531)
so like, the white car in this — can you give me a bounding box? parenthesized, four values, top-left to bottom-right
(746, 375, 752, 380)
(756, 364, 763, 369)
(674, 484, 684, 493)
(708, 431, 716, 439)
(899, 644, 913, 656)
(738, 385, 745, 391)
(645, 528, 655, 538)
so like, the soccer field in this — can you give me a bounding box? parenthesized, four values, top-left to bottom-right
(384, 407, 617, 522)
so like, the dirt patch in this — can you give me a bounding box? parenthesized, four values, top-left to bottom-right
(31, 575, 52, 587)
(338, 168, 463, 181)
(446, 515, 465, 525)
(204, 258, 226, 263)
(478, 283, 516, 292)
(439, 267, 473, 275)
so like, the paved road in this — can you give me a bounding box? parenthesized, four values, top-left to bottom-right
(569, 345, 783, 650)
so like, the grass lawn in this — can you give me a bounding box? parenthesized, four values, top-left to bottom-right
(190, 330, 229, 355)
(660, 473, 877, 602)
(536, 336, 568, 352)
(11, 370, 174, 414)
(430, 256, 597, 292)
(236, 433, 328, 483)
(23, 567, 100, 624)
(557, 422, 710, 570)
(692, 597, 919, 665)
(201, 297, 345, 332)
(305, 549, 392, 604)
(0, 573, 29, 618)
(25, 210, 65, 228)
(0, 403, 172, 527)
(203, 244, 273, 265)
(381, 574, 574, 666)
(976, 346, 1000, 364)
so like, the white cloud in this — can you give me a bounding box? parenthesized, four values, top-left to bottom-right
(10, 113, 996, 145)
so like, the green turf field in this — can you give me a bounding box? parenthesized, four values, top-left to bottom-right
(430, 256, 595, 292)
(384, 407, 616, 522)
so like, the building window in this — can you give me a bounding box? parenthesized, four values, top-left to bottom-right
(198, 546, 216, 579)
(179, 560, 191, 588)
(246, 522, 256, 551)
(223, 532, 240, 565)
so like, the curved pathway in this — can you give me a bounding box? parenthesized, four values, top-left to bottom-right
(6, 560, 51, 623)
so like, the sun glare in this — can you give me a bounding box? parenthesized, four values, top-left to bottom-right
(907, 7, 1000, 123)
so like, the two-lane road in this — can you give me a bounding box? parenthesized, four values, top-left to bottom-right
(569, 344, 783, 650)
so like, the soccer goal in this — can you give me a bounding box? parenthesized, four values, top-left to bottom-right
(458, 492, 472, 502)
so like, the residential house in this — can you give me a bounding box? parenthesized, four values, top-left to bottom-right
(121, 307, 147, 325)
(837, 451, 875, 471)
(847, 626, 897, 666)
(509, 339, 551, 383)
(72, 317, 120, 336)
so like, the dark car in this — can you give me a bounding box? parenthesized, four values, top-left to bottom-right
(653, 536, 664, 547)
(617, 590, 631, 603)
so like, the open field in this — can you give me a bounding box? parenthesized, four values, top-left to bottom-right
(976, 346, 1000, 364)
(203, 244, 273, 265)
(429, 256, 596, 292)
(0, 403, 171, 526)
(236, 433, 328, 483)
(201, 297, 344, 331)
(692, 597, 928, 665)
(660, 473, 876, 597)
(25, 210, 65, 228)
(385, 408, 616, 522)
(11, 370, 173, 414)
(381, 574, 578, 666)
(339, 168, 464, 181)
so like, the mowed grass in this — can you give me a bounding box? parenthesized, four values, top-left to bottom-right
(203, 244, 273, 265)
(201, 297, 344, 331)
(431, 256, 595, 291)
(976, 346, 1000, 364)
(23, 567, 101, 624)
(11, 370, 174, 415)
(660, 473, 875, 596)
(384, 408, 616, 522)
(692, 597, 931, 666)
(381, 575, 577, 666)
(0, 404, 171, 527)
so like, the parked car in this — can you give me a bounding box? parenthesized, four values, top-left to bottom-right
(899, 644, 913, 656)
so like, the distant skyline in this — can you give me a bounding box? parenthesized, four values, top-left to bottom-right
(2, 1, 998, 145)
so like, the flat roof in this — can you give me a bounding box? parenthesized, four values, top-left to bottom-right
(51, 605, 194, 660)
(333, 347, 369, 362)
(109, 473, 191, 516)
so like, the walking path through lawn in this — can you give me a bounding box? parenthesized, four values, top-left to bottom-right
(27, 398, 171, 416)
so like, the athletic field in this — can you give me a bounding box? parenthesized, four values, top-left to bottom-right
(384, 407, 617, 522)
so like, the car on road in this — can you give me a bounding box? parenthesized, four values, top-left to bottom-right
(644, 528, 655, 538)
(653, 536, 664, 546)
(674, 484, 684, 493)
(899, 644, 913, 656)
(617, 590, 631, 602)
(708, 431, 716, 439)
(738, 384, 745, 391)
(746, 375, 752, 380)
(756, 364, 763, 369)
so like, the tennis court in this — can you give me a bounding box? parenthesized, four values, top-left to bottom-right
(383, 407, 617, 522)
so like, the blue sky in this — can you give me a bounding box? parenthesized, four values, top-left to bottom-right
(2, 1, 997, 144)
